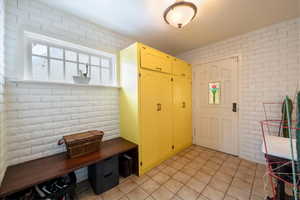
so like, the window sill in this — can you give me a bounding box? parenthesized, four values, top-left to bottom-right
(8, 80, 121, 89)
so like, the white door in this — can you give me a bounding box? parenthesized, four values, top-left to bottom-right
(193, 57, 239, 155)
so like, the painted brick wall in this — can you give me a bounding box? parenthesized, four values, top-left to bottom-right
(179, 18, 300, 163)
(4, 0, 134, 182)
(0, 0, 6, 184)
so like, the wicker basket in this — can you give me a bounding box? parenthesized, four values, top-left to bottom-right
(58, 130, 104, 158)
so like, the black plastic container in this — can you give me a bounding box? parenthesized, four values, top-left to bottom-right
(119, 154, 133, 178)
(88, 155, 119, 195)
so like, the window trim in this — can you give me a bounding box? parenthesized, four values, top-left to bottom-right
(24, 31, 117, 86)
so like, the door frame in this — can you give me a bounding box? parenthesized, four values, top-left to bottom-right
(192, 54, 241, 156)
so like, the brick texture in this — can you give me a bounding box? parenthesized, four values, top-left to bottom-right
(4, 0, 134, 182)
(179, 18, 300, 163)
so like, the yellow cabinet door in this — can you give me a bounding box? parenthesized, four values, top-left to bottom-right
(140, 45, 172, 74)
(140, 70, 160, 173)
(140, 70, 173, 173)
(156, 72, 173, 161)
(172, 58, 192, 79)
(173, 77, 192, 153)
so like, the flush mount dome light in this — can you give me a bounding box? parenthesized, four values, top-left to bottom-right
(164, 0, 197, 28)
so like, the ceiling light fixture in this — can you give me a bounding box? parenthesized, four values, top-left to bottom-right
(163, 0, 197, 28)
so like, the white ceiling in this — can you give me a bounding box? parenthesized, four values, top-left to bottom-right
(38, 0, 300, 55)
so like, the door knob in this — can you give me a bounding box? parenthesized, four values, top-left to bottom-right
(182, 102, 186, 108)
(157, 103, 162, 111)
(232, 102, 237, 112)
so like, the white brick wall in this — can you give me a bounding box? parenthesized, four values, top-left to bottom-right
(179, 18, 300, 163)
(0, 0, 6, 185)
(4, 0, 134, 182)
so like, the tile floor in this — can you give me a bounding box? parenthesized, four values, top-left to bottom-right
(77, 145, 272, 200)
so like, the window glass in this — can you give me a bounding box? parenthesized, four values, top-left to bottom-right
(101, 58, 109, 68)
(91, 56, 100, 66)
(50, 59, 64, 81)
(65, 62, 78, 82)
(49, 47, 63, 59)
(29, 37, 114, 85)
(32, 56, 48, 81)
(79, 53, 89, 64)
(32, 43, 47, 56)
(79, 64, 89, 76)
(101, 68, 110, 83)
(90, 66, 100, 84)
(65, 50, 77, 61)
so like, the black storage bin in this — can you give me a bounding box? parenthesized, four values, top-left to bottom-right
(88, 155, 119, 195)
(119, 154, 133, 178)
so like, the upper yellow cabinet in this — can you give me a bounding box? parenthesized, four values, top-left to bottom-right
(172, 58, 192, 79)
(140, 44, 172, 74)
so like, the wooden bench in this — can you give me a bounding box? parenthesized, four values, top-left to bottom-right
(0, 137, 138, 198)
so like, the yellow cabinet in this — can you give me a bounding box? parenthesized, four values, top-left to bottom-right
(140, 44, 172, 74)
(140, 70, 173, 173)
(172, 58, 192, 79)
(173, 77, 192, 153)
(120, 42, 192, 175)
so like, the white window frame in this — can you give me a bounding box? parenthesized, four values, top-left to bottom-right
(24, 31, 117, 86)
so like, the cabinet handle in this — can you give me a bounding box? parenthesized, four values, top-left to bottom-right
(156, 67, 162, 71)
(157, 103, 162, 111)
(182, 102, 186, 108)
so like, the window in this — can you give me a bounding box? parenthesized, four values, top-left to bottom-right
(25, 32, 117, 86)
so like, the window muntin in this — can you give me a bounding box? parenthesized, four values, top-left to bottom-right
(29, 40, 115, 85)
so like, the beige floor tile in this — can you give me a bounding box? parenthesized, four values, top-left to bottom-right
(173, 171, 191, 184)
(164, 178, 184, 193)
(213, 172, 233, 184)
(170, 195, 182, 200)
(152, 172, 170, 184)
(151, 186, 174, 200)
(224, 195, 237, 200)
(202, 186, 224, 200)
(157, 163, 168, 170)
(177, 186, 199, 200)
(194, 171, 212, 184)
(227, 186, 250, 200)
(219, 166, 236, 177)
(118, 179, 138, 193)
(76, 144, 271, 200)
(231, 178, 252, 193)
(177, 157, 190, 165)
(235, 171, 254, 184)
(140, 179, 160, 194)
(186, 178, 206, 193)
(201, 166, 217, 176)
(101, 188, 124, 200)
(145, 196, 155, 200)
(205, 161, 221, 170)
(209, 177, 230, 193)
(161, 166, 178, 176)
(131, 174, 150, 185)
(146, 167, 160, 177)
(126, 187, 149, 200)
(181, 166, 198, 177)
(169, 161, 185, 170)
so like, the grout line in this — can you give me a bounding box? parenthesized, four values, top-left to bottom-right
(222, 158, 242, 200)
(248, 163, 258, 200)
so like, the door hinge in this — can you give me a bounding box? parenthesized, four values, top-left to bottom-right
(140, 162, 143, 166)
(138, 73, 141, 78)
(172, 145, 175, 150)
